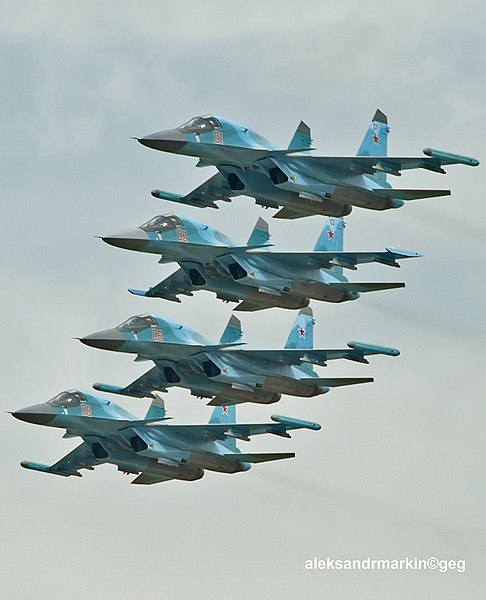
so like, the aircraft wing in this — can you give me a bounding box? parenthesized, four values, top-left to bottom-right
(231, 342, 399, 366)
(129, 268, 194, 302)
(248, 247, 422, 270)
(152, 173, 235, 208)
(94, 366, 170, 398)
(147, 414, 320, 442)
(20, 442, 99, 478)
(294, 149, 478, 176)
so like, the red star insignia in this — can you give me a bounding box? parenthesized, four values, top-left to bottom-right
(222, 406, 228, 414)
(298, 327, 306, 338)
(372, 134, 379, 144)
(328, 229, 334, 240)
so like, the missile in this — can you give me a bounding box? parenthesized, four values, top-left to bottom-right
(270, 415, 321, 431)
(20, 461, 82, 477)
(423, 148, 479, 167)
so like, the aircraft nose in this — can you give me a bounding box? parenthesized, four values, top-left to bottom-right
(102, 228, 150, 251)
(12, 404, 55, 425)
(138, 129, 186, 152)
(79, 329, 126, 351)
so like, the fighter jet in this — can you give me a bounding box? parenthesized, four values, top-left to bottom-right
(102, 213, 421, 311)
(138, 110, 479, 219)
(79, 308, 398, 406)
(11, 391, 320, 485)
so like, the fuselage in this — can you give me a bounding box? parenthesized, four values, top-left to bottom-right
(12, 391, 252, 479)
(80, 314, 329, 403)
(102, 213, 359, 310)
(138, 114, 400, 214)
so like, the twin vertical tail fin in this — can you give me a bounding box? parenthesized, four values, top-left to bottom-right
(145, 393, 167, 420)
(246, 217, 271, 247)
(284, 308, 315, 374)
(314, 217, 345, 275)
(209, 404, 237, 452)
(288, 121, 312, 152)
(357, 109, 390, 185)
(219, 315, 243, 345)
(314, 217, 345, 252)
(285, 308, 315, 350)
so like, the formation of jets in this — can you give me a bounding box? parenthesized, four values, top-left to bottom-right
(13, 110, 479, 485)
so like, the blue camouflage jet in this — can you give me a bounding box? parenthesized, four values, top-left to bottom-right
(138, 110, 479, 219)
(79, 309, 398, 406)
(11, 391, 320, 485)
(103, 213, 421, 311)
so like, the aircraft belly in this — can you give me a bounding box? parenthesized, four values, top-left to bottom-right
(111, 446, 204, 481)
(176, 373, 225, 396)
(271, 159, 400, 211)
(237, 169, 295, 202)
(213, 259, 309, 309)
(203, 276, 252, 303)
(147, 460, 204, 481)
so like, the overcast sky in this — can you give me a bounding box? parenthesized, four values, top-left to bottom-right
(1, 2, 485, 598)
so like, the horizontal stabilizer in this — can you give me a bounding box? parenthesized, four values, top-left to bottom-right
(207, 396, 248, 407)
(273, 205, 313, 219)
(301, 377, 374, 388)
(330, 282, 405, 293)
(301, 377, 374, 387)
(131, 472, 174, 485)
(372, 188, 450, 201)
(234, 299, 272, 312)
(223, 452, 294, 463)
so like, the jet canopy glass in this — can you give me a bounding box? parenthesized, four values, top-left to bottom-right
(178, 115, 221, 133)
(117, 314, 158, 333)
(48, 390, 87, 407)
(140, 215, 183, 232)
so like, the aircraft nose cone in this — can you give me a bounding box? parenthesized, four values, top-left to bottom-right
(102, 228, 150, 251)
(12, 404, 55, 425)
(79, 329, 125, 351)
(138, 129, 186, 152)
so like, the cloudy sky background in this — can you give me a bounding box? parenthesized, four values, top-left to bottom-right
(1, 2, 485, 598)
